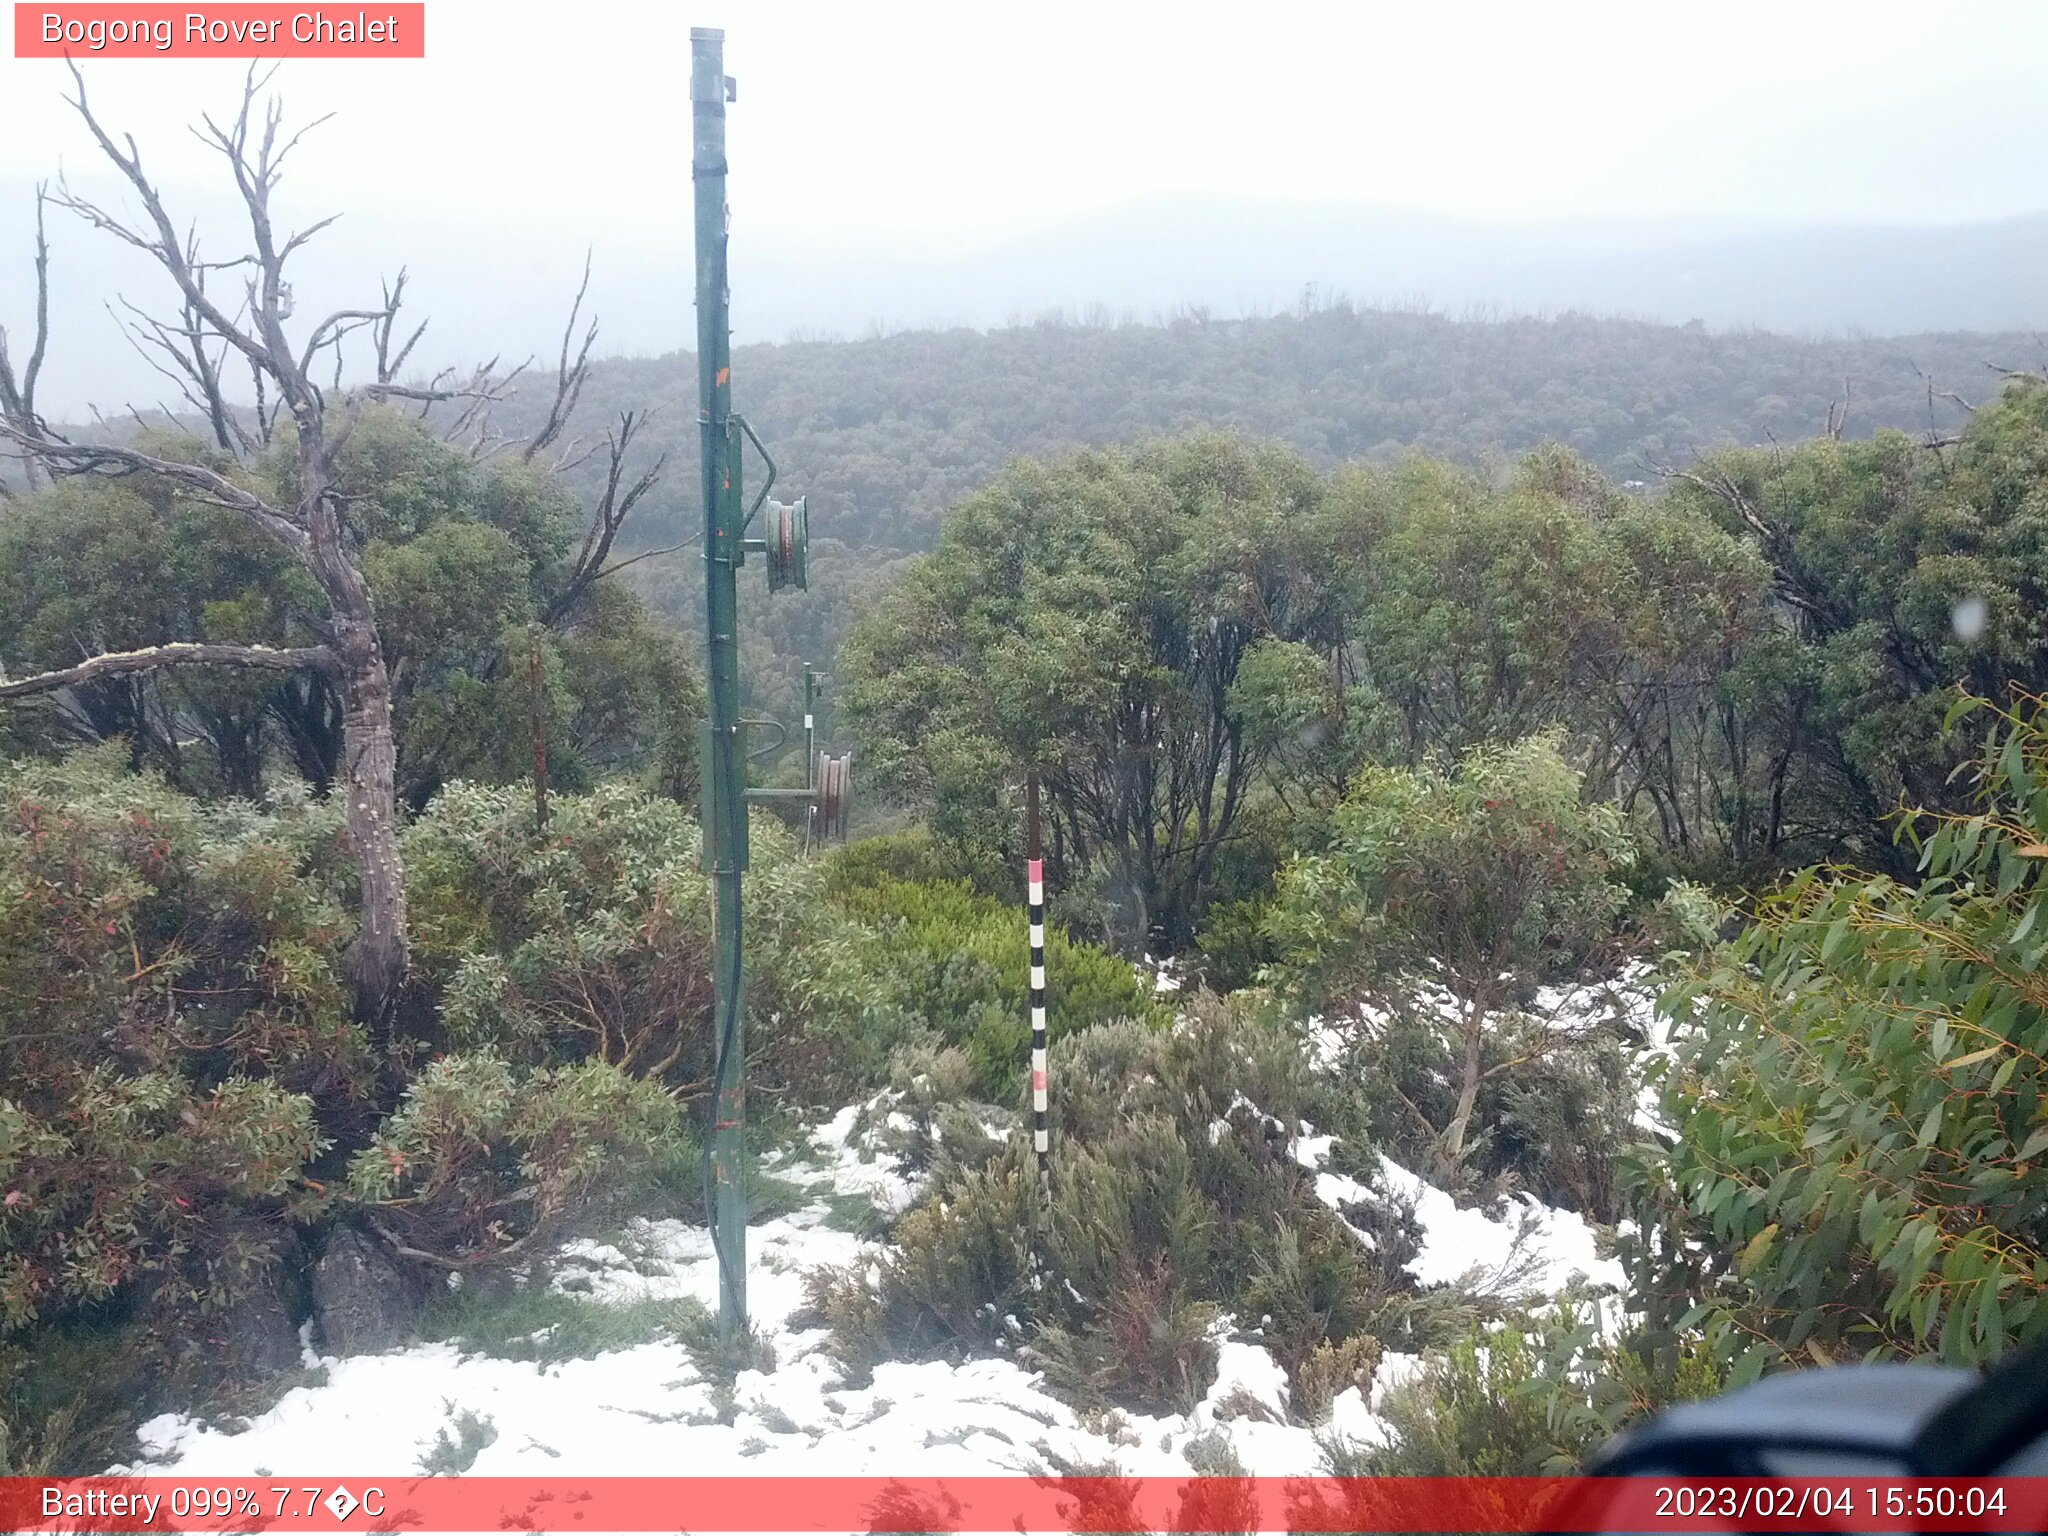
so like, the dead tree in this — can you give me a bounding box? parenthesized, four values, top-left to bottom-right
(0, 186, 54, 496)
(0, 66, 624, 1024)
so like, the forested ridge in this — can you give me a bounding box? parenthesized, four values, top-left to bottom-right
(495, 305, 2039, 722)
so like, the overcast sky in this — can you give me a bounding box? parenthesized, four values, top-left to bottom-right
(9, 1, 2048, 232)
(5, 0, 2048, 406)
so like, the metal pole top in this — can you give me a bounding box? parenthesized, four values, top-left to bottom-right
(691, 26, 725, 42)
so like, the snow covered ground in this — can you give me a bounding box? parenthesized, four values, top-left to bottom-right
(1291, 1125, 1623, 1296)
(117, 1091, 1618, 1486)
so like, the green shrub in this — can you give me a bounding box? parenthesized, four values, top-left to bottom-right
(827, 872, 1163, 1098)
(858, 1041, 1011, 1189)
(846, 1149, 1040, 1358)
(421, 1287, 690, 1366)
(405, 782, 903, 1104)
(0, 757, 909, 1426)
(1175, 1430, 1258, 1533)
(1193, 896, 1280, 995)
(825, 828, 1012, 903)
(1031, 1258, 1220, 1415)
(2, 1072, 323, 1330)
(1633, 692, 2048, 1369)
(827, 1121, 1221, 1414)
(0, 751, 350, 1336)
(1314, 988, 1642, 1218)
(674, 1300, 777, 1421)
(1487, 1023, 1638, 1222)
(1050, 1116, 1216, 1303)
(0, 749, 362, 1104)
(1345, 1307, 1726, 1475)
(1239, 1215, 1390, 1388)
(417, 1405, 498, 1474)
(0, 1316, 156, 1475)
(820, 995, 1421, 1415)
(345, 1053, 684, 1269)
(1355, 1327, 1577, 1475)
(1291, 1334, 1381, 1424)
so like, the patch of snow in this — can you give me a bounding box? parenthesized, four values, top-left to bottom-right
(1291, 1126, 1617, 1293)
(1291, 1131, 1338, 1170)
(1376, 1155, 1622, 1294)
(811, 1103, 862, 1152)
(1148, 955, 1184, 994)
(118, 1121, 1378, 1487)
(799, 1100, 923, 1213)
(1327, 1384, 1388, 1446)
(1194, 1338, 1290, 1429)
(1622, 976, 1681, 1137)
(1288, 1132, 1385, 1252)
(550, 1211, 862, 1325)
(1370, 1349, 1425, 1409)
(1224, 1091, 1286, 1140)
(119, 964, 1645, 1489)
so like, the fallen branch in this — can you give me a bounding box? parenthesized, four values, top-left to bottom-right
(0, 640, 333, 700)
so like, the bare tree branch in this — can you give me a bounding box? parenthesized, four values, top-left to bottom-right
(523, 249, 596, 464)
(0, 641, 333, 701)
(298, 306, 387, 382)
(1824, 376, 1852, 441)
(108, 294, 242, 452)
(360, 367, 503, 408)
(371, 272, 426, 384)
(1986, 361, 2047, 386)
(54, 62, 281, 390)
(582, 532, 701, 583)
(1655, 459, 1772, 544)
(545, 409, 667, 622)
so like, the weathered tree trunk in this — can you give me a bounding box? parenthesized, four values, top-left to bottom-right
(1440, 996, 1488, 1174)
(296, 408, 411, 1021)
(333, 611, 409, 1022)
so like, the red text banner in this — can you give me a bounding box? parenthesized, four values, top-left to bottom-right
(14, 4, 425, 57)
(3, 1475, 2046, 1533)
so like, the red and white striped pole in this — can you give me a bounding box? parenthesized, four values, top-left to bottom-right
(1026, 770, 1049, 1198)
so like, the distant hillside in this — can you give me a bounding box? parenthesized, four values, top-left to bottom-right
(495, 304, 2039, 726)
(10, 179, 2048, 411)
(743, 200, 2048, 341)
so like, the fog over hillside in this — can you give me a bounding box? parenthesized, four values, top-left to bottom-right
(745, 198, 2048, 340)
(6, 177, 2046, 414)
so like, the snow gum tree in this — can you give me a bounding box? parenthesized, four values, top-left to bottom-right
(842, 432, 1340, 954)
(1267, 733, 1635, 1175)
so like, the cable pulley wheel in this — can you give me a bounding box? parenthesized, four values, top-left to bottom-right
(815, 751, 851, 841)
(766, 495, 808, 594)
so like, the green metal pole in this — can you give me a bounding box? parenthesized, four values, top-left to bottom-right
(692, 25, 747, 1339)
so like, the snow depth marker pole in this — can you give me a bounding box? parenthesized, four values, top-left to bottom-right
(1026, 770, 1050, 1204)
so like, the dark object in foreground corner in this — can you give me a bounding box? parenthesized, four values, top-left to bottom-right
(1588, 1338, 2048, 1477)
(1559, 1339, 2048, 1531)
(1587, 1361, 1978, 1477)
